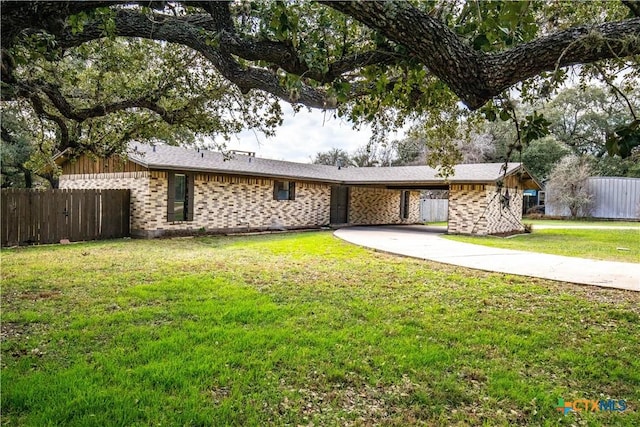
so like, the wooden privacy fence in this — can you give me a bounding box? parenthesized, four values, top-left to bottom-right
(1, 189, 130, 247)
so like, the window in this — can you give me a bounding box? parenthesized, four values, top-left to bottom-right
(400, 191, 410, 219)
(168, 172, 194, 221)
(174, 174, 187, 220)
(273, 180, 295, 200)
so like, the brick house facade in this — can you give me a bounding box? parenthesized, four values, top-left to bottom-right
(57, 143, 538, 237)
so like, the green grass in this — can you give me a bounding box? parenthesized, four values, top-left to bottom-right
(446, 228, 640, 262)
(434, 219, 639, 227)
(523, 219, 640, 227)
(2, 232, 639, 426)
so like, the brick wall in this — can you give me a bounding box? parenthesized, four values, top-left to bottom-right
(349, 187, 420, 225)
(448, 184, 524, 235)
(61, 172, 425, 237)
(485, 185, 524, 234)
(61, 171, 331, 237)
(146, 172, 331, 235)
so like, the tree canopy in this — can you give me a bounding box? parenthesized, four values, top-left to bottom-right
(1, 1, 639, 186)
(546, 154, 594, 218)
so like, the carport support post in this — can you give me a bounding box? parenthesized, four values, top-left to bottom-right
(448, 184, 524, 235)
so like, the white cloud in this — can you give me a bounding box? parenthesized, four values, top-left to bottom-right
(223, 103, 405, 163)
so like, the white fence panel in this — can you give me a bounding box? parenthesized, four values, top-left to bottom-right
(545, 177, 640, 219)
(420, 199, 449, 222)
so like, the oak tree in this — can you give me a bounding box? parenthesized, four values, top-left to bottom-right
(1, 1, 639, 185)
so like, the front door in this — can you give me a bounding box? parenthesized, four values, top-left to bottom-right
(330, 186, 349, 224)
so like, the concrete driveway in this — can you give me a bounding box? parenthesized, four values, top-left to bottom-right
(334, 225, 640, 292)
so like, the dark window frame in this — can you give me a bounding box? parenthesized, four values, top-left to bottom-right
(273, 180, 296, 201)
(167, 171, 195, 222)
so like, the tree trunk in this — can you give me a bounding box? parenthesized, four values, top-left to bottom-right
(41, 172, 59, 189)
(24, 169, 32, 189)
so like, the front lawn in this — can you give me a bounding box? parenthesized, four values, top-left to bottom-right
(2, 232, 639, 426)
(446, 228, 640, 262)
(523, 219, 640, 227)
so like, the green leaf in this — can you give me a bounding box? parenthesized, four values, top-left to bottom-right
(472, 34, 490, 51)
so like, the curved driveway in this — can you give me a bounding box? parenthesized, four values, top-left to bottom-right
(334, 225, 640, 292)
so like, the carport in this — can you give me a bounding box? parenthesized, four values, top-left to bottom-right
(337, 163, 541, 235)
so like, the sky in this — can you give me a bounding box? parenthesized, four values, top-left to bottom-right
(223, 103, 407, 163)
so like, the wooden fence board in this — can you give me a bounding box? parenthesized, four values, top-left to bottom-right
(41, 191, 53, 244)
(1, 189, 130, 247)
(2, 190, 16, 246)
(102, 190, 114, 238)
(18, 190, 27, 244)
(121, 190, 130, 236)
(85, 190, 96, 240)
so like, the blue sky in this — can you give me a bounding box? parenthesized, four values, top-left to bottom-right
(225, 103, 406, 163)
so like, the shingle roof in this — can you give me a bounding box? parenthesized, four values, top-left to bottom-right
(128, 143, 532, 186)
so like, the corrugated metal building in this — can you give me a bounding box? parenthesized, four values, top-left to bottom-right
(545, 177, 640, 219)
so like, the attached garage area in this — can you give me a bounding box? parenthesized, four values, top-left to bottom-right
(338, 168, 540, 235)
(329, 185, 421, 227)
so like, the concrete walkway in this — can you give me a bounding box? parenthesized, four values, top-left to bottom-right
(334, 225, 640, 292)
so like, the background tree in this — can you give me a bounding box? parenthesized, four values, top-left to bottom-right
(520, 136, 570, 182)
(481, 84, 639, 181)
(311, 148, 353, 167)
(391, 124, 497, 169)
(311, 143, 396, 168)
(1, 36, 283, 186)
(596, 155, 640, 177)
(544, 86, 638, 156)
(351, 144, 396, 167)
(1, 108, 34, 188)
(545, 155, 595, 218)
(391, 132, 427, 166)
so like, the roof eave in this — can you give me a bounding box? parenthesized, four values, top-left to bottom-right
(506, 164, 543, 190)
(52, 148, 72, 166)
(127, 156, 150, 169)
(343, 179, 500, 185)
(147, 165, 343, 184)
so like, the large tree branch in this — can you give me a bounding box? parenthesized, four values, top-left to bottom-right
(26, 91, 71, 150)
(484, 18, 640, 101)
(55, 8, 401, 102)
(0, 1, 397, 109)
(3, 1, 640, 112)
(178, 9, 403, 83)
(325, 1, 487, 108)
(0, 1, 123, 46)
(10, 78, 203, 153)
(326, 1, 640, 110)
(53, 9, 336, 108)
(35, 81, 179, 124)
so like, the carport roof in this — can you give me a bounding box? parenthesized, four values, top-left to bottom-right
(117, 143, 541, 188)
